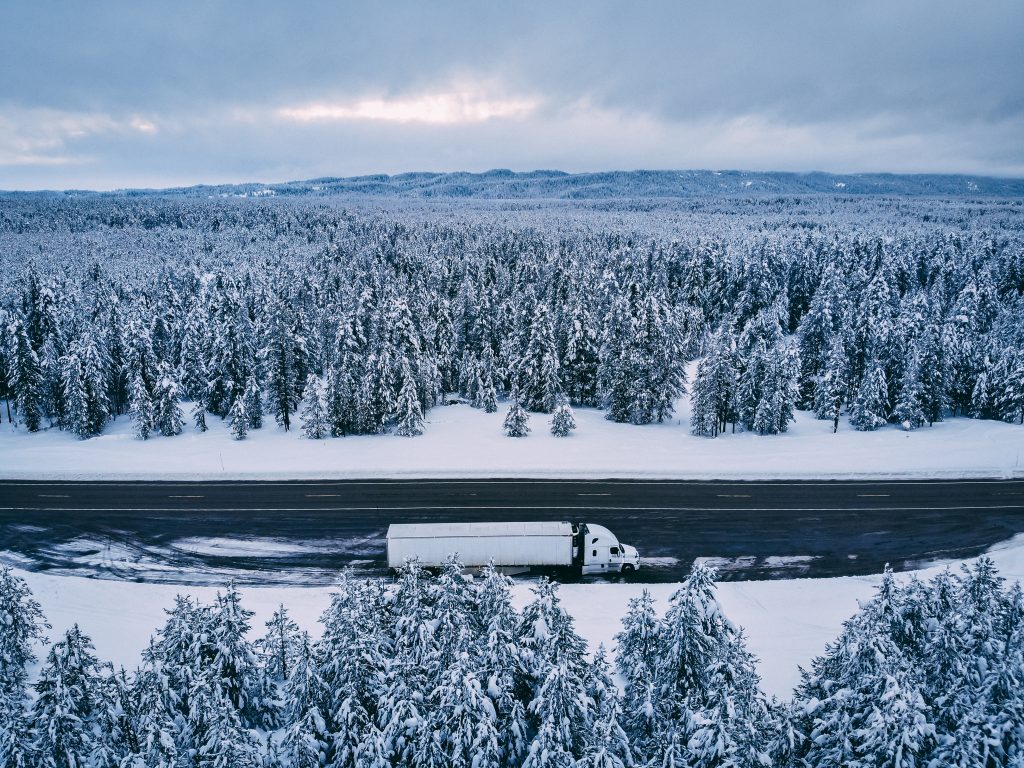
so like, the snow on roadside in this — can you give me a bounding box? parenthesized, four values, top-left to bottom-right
(14, 533, 1024, 700)
(1, 397, 1022, 480)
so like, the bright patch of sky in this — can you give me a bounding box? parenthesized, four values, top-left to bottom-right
(1, 0, 1021, 190)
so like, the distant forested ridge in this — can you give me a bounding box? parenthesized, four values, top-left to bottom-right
(14, 168, 1024, 199)
(0, 192, 1022, 442)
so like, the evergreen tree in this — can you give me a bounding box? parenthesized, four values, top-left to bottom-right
(394, 360, 425, 437)
(29, 625, 103, 768)
(261, 295, 306, 432)
(503, 393, 530, 437)
(192, 400, 208, 433)
(849, 359, 890, 431)
(280, 635, 330, 768)
(151, 362, 184, 437)
(207, 583, 273, 728)
(0, 567, 50, 763)
(579, 647, 633, 768)
(690, 328, 738, 437)
(229, 394, 248, 440)
(550, 400, 577, 437)
(561, 299, 600, 407)
(300, 374, 330, 440)
(892, 350, 927, 430)
(523, 662, 593, 768)
(256, 604, 303, 684)
(8, 317, 43, 431)
(814, 336, 848, 433)
(479, 361, 499, 414)
(128, 369, 154, 440)
(517, 303, 563, 413)
(61, 340, 110, 439)
(242, 374, 262, 430)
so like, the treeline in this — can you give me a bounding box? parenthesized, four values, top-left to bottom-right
(1, 558, 1022, 767)
(0, 196, 1022, 443)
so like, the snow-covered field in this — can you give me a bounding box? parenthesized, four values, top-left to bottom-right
(2, 394, 1022, 480)
(16, 533, 1024, 700)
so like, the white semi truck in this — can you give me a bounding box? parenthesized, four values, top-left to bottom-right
(386, 521, 640, 576)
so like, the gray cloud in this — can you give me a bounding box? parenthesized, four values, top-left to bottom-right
(2, 0, 1022, 189)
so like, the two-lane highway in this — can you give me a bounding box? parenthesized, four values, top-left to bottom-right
(1, 479, 1022, 584)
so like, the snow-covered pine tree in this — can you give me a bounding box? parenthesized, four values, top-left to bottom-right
(178, 304, 209, 403)
(517, 577, 588, 683)
(228, 394, 248, 440)
(685, 632, 774, 768)
(261, 295, 306, 432)
(61, 339, 110, 439)
(0, 567, 50, 760)
(29, 625, 104, 768)
(7, 317, 43, 431)
(479, 359, 499, 413)
(849, 358, 890, 431)
(89, 668, 143, 768)
(550, 400, 576, 437)
(152, 362, 185, 437)
(523, 662, 594, 768)
(193, 685, 262, 768)
(280, 634, 331, 768)
(578, 646, 633, 768)
(503, 391, 530, 437)
(192, 400, 208, 433)
(475, 564, 529, 766)
(915, 321, 949, 426)
(300, 374, 330, 440)
(892, 350, 927, 431)
(814, 335, 848, 433)
(690, 327, 738, 437)
(394, 359, 425, 437)
(470, 358, 485, 408)
(207, 583, 274, 728)
(256, 604, 303, 684)
(317, 574, 389, 768)
(242, 374, 263, 430)
(517, 303, 563, 413)
(643, 563, 762, 766)
(561, 298, 600, 407)
(614, 589, 660, 694)
(426, 651, 503, 768)
(325, 363, 359, 437)
(128, 368, 154, 440)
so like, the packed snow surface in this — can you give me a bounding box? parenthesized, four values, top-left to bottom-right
(1, 397, 1021, 480)
(14, 534, 1024, 700)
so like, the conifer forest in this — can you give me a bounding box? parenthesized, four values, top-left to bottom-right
(1, 192, 1022, 444)
(2, 557, 1023, 767)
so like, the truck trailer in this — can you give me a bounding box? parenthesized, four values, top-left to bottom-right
(385, 520, 640, 576)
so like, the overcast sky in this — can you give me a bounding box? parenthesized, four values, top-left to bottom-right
(1, 1, 1022, 190)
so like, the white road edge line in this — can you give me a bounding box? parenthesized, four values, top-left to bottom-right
(1, 479, 1020, 487)
(2, 504, 1021, 513)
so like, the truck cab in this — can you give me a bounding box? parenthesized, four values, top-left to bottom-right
(580, 523, 641, 575)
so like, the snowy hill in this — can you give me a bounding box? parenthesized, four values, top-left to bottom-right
(7, 168, 1024, 198)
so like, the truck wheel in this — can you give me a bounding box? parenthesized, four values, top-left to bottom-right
(622, 564, 636, 574)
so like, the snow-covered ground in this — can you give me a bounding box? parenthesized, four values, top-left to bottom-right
(2, 395, 1022, 480)
(16, 533, 1024, 700)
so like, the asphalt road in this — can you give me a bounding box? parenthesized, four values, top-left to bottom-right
(1, 479, 1022, 585)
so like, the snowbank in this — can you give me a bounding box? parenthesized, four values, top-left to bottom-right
(1, 397, 1022, 480)
(16, 534, 1024, 700)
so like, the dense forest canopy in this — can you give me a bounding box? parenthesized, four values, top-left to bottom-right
(2, 557, 1023, 767)
(0, 192, 1022, 442)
